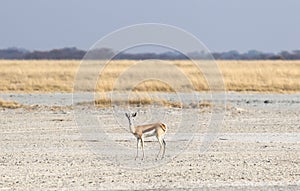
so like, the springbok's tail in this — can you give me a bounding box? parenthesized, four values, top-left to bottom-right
(160, 123, 167, 132)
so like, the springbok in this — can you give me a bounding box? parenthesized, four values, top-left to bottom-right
(125, 112, 167, 160)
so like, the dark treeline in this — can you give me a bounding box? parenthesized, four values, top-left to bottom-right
(1, 47, 300, 60)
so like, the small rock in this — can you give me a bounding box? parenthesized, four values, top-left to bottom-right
(264, 100, 272, 104)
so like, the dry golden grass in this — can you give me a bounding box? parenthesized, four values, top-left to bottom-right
(219, 60, 300, 92)
(0, 60, 299, 93)
(0, 60, 77, 92)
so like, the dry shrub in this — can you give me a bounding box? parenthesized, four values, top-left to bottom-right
(94, 97, 182, 108)
(198, 101, 212, 108)
(94, 98, 112, 108)
(0, 98, 22, 109)
(188, 100, 213, 108)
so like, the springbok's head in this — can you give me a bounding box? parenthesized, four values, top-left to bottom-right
(125, 112, 137, 126)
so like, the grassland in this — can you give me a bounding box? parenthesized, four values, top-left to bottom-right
(0, 60, 299, 93)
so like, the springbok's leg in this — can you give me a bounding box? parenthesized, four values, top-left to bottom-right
(162, 139, 166, 159)
(135, 138, 139, 160)
(141, 137, 145, 160)
(156, 136, 164, 160)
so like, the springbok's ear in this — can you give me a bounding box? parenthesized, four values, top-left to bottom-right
(125, 113, 129, 118)
(132, 112, 137, 117)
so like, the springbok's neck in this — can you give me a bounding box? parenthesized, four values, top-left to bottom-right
(128, 119, 135, 133)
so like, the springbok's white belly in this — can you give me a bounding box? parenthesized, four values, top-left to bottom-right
(143, 129, 156, 137)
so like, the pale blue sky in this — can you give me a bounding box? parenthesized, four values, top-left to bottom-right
(1, 0, 299, 52)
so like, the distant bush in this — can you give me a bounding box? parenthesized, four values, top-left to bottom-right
(1, 47, 300, 60)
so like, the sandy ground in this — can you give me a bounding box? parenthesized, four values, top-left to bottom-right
(0, 93, 299, 190)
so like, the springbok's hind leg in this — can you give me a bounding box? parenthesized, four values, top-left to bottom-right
(162, 139, 166, 159)
(156, 136, 164, 160)
(135, 138, 140, 160)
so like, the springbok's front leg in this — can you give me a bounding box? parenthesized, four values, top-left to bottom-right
(141, 137, 145, 160)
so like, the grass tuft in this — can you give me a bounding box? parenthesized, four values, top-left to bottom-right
(0, 98, 22, 109)
(93, 97, 213, 109)
(94, 97, 183, 108)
